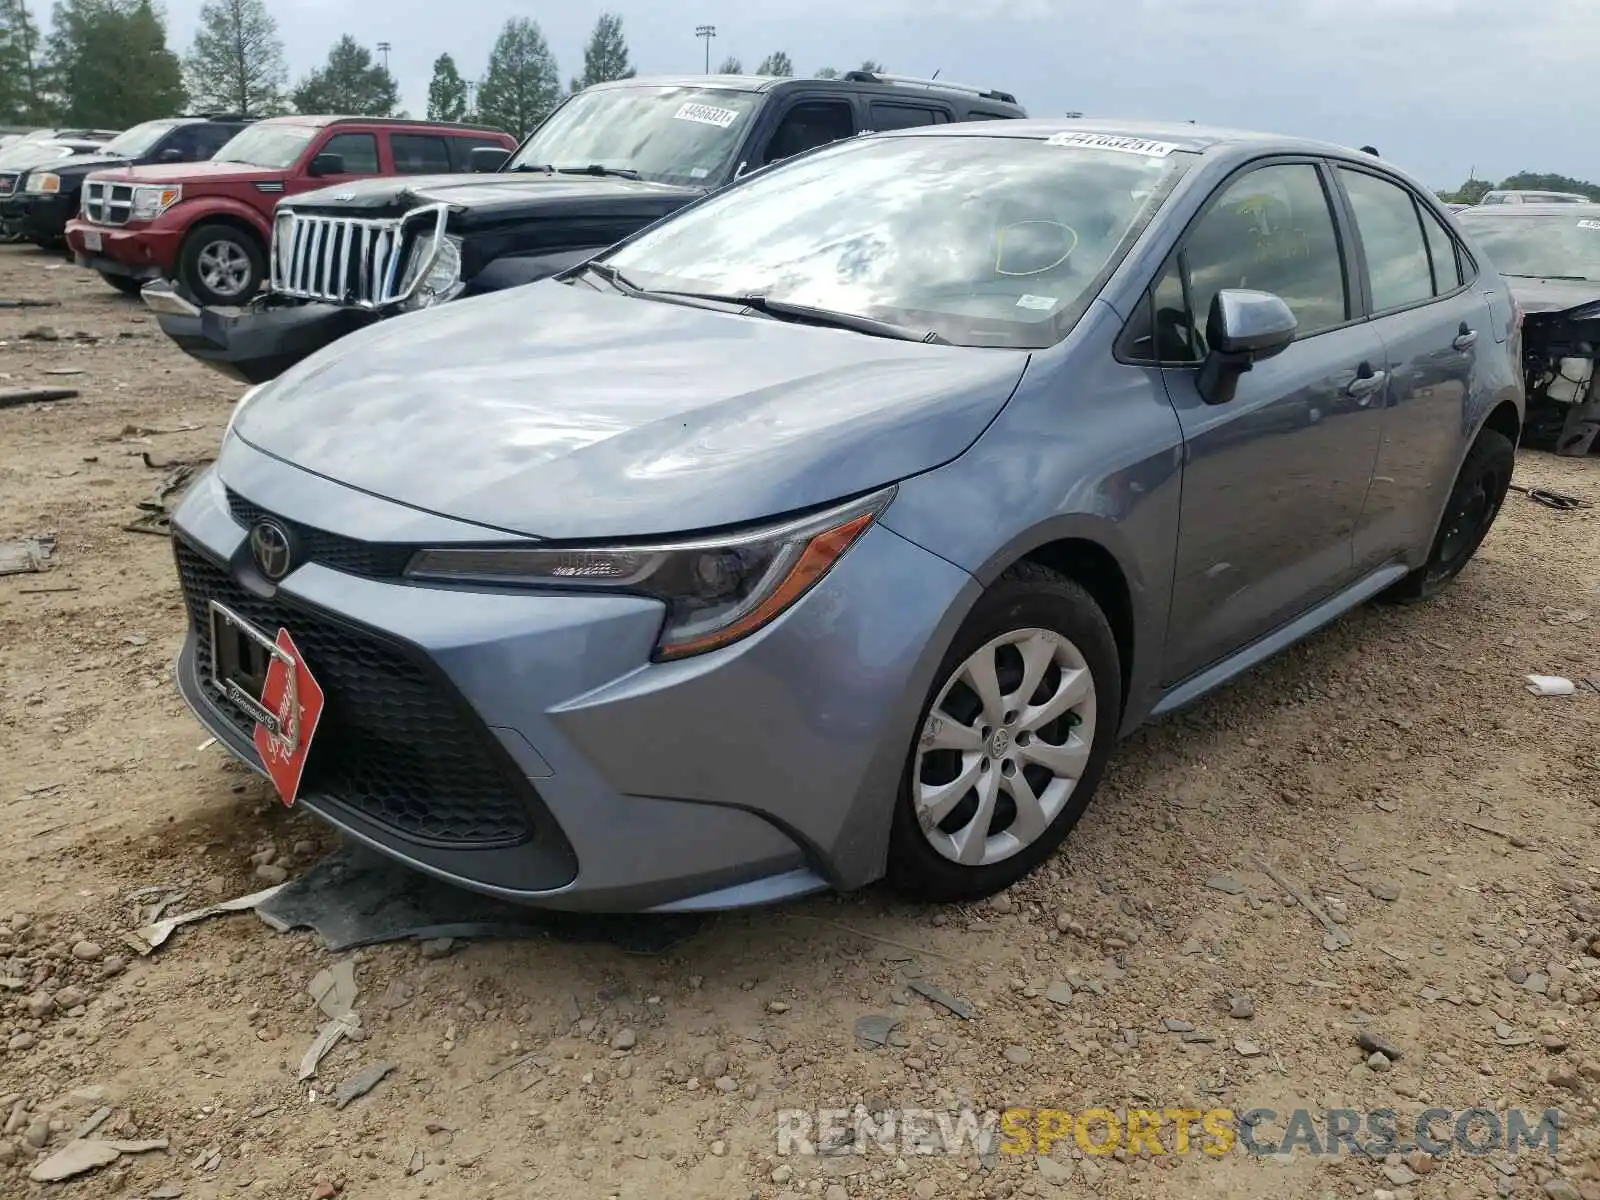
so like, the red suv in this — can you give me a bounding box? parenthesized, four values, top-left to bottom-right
(66, 115, 516, 305)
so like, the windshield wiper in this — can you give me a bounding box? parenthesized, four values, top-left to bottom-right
(555, 164, 641, 180)
(645, 290, 948, 344)
(1503, 273, 1591, 281)
(510, 162, 555, 174)
(574, 260, 646, 294)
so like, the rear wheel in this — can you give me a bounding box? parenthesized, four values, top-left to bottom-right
(1380, 426, 1514, 604)
(886, 563, 1121, 903)
(178, 223, 264, 306)
(98, 271, 143, 297)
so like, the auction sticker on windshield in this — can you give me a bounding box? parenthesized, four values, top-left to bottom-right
(252, 628, 325, 807)
(673, 102, 741, 128)
(1045, 132, 1178, 157)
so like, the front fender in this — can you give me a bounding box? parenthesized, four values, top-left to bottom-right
(158, 196, 270, 243)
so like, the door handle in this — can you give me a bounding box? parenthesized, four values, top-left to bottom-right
(1453, 322, 1479, 351)
(1345, 364, 1388, 401)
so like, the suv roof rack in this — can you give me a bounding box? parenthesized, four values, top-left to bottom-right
(177, 112, 250, 122)
(840, 70, 1018, 106)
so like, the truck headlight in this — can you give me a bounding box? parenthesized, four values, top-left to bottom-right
(397, 234, 464, 310)
(403, 488, 893, 661)
(130, 184, 181, 220)
(25, 173, 59, 195)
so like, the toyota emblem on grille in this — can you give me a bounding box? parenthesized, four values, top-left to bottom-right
(249, 519, 295, 581)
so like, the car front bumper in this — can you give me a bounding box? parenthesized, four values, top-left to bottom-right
(3, 191, 74, 242)
(168, 439, 977, 912)
(143, 283, 376, 385)
(66, 218, 181, 277)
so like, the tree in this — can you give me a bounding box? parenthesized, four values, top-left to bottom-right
(45, 0, 185, 127)
(755, 51, 792, 77)
(717, 55, 742, 73)
(426, 52, 466, 121)
(814, 66, 838, 79)
(0, 0, 48, 122)
(183, 0, 286, 117)
(569, 11, 631, 93)
(291, 34, 397, 115)
(476, 17, 559, 139)
(858, 59, 886, 73)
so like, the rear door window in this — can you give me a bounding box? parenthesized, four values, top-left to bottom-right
(759, 100, 856, 166)
(449, 136, 509, 171)
(1338, 167, 1433, 312)
(1417, 203, 1464, 293)
(391, 133, 451, 174)
(867, 102, 947, 130)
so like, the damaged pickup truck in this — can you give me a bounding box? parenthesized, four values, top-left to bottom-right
(1457, 204, 1600, 455)
(146, 71, 1026, 383)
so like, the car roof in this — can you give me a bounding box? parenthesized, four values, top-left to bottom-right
(253, 114, 508, 135)
(1458, 203, 1597, 216)
(586, 73, 1022, 109)
(885, 116, 1389, 161)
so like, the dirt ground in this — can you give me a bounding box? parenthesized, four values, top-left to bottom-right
(0, 244, 1598, 1200)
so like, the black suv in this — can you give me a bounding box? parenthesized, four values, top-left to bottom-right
(146, 72, 1026, 383)
(3, 114, 253, 249)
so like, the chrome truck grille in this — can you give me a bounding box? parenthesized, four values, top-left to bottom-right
(82, 180, 134, 224)
(270, 202, 449, 309)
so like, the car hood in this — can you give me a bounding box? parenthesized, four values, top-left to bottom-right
(287, 172, 706, 222)
(1500, 276, 1600, 315)
(235, 282, 1028, 540)
(86, 161, 281, 185)
(49, 152, 134, 176)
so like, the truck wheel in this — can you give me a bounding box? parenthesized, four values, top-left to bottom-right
(178, 224, 264, 306)
(98, 272, 144, 297)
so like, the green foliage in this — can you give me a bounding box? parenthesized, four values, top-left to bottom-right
(184, 0, 286, 117)
(814, 66, 839, 79)
(45, 0, 186, 126)
(476, 17, 560, 138)
(717, 55, 742, 74)
(571, 12, 632, 92)
(1439, 172, 1600, 205)
(755, 51, 792, 77)
(0, 0, 48, 122)
(291, 34, 397, 116)
(427, 52, 467, 121)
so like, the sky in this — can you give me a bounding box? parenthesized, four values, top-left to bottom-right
(140, 0, 1597, 190)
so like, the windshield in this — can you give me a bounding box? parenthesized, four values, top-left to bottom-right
(214, 124, 316, 169)
(507, 85, 761, 186)
(101, 120, 179, 159)
(602, 132, 1190, 348)
(0, 143, 76, 169)
(1459, 213, 1600, 281)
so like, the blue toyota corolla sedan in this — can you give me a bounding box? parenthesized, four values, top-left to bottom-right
(172, 120, 1523, 912)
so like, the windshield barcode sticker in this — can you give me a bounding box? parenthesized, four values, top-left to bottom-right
(1045, 132, 1178, 157)
(1016, 294, 1057, 310)
(1579, 219, 1600, 230)
(673, 103, 741, 128)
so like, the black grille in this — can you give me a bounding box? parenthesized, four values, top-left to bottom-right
(174, 537, 538, 847)
(226, 488, 414, 579)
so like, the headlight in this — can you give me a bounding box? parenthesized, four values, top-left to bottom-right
(130, 184, 181, 220)
(404, 487, 895, 661)
(25, 173, 59, 194)
(397, 234, 463, 310)
(223, 382, 266, 444)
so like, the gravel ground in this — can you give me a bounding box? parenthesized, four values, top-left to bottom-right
(0, 244, 1598, 1200)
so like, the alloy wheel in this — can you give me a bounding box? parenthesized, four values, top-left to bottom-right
(196, 239, 252, 298)
(912, 627, 1097, 867)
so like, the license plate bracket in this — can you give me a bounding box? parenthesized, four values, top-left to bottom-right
(207, 600, 298, 749)
(82, 229, 102, 252)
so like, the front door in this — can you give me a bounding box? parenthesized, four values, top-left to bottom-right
(1155, 159, 1389, 684)
(743, 95, 859, 173)
(286, 131, 381, 198)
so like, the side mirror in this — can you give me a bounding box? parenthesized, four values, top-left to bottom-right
(470, 146, 510, 173)
(307, 152, 345, 178)
(1197, 289, 1297, 405)
(158, 147, 184, 163)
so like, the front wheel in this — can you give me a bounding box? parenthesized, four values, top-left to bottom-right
(178, 223, 264, 307)
(886, 563, 1122, 903)
(1380, 425, 1514, 604)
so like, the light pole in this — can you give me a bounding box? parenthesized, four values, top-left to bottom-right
(695, 24, 716, 73)
(466, 81, 478, 116)
(377, 41, 391, 72)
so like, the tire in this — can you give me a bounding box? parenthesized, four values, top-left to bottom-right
(98, 271, 144, 297)
(177, 223, 264, 307)
(886, 562, 1122, 903)
(1380, 426, 1515, 604)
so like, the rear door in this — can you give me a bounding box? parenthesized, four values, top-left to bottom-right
(1148, 159, 1390, 683)
(1335, 164, 1486, 568)
(389, 131, 452, 175)
(864, 99, 952, 132)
